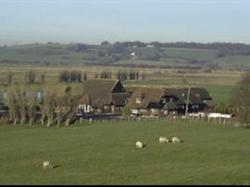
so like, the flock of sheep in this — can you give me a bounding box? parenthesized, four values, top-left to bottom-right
(136, 136, 183, 149)
(42, 136, 183, 169)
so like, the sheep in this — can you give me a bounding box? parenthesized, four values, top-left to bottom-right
(159, 136, 170, 144)
(136, 141, 144, 149)
(42, 160, 52, 169)
(208, 113, 232, 119)
(171, 136, 183, 144)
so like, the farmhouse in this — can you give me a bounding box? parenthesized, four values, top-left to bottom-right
(126, 87, 165, 116)
(162, 87, 212, 114)
(127, 87, 212, 116)
(79, 80, 129, 113)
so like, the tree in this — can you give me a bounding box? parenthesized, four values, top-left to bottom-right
(25, 70, 36, 84)
(6, 87, 19, 125)
(70, 71, 77, 82)
(26, 91, 38, 126)
(64, 85, 83, 126)
(83, 72, 88, 80)
(231, 72, 250, 126)
(43, 89, 57, 127)
(77, 71, 82, 82)
(6, 71, 14, 85)
(40, 73, 46, 83)
(16, 85, 28, 125)
(54, 87, 67, 127)
(59, 71, 70, 82)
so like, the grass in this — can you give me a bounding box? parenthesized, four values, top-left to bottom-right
(164, 47, 219, 61)
(214, 55, 250, 69)
(1, 43, 250, 70)
(202, 84, 234, 104)
(1, 120, 250, 185)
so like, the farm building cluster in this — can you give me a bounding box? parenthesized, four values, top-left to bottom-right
(0, 80, 213, 118)
(76, 80, 212, 117)
(0, 80, 212, 116)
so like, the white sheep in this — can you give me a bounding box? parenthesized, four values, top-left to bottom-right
(136, 141, 144, 149)
(171, 136, 182, 143)
(42, 160, 52, 169)
(159, 136, 170, 144)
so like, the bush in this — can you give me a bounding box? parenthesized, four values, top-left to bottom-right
(122, 106, 131, 116)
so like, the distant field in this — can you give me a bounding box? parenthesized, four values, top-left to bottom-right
(214, 55, 250, 69)
(1, 43, 250, 70)
(1, 120, 250, 185)
(163, 47, 219, 61)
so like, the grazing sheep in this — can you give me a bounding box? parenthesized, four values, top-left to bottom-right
(171, 136, 182, 143)
(159, 136, 170, 144)
(136, 141, 144, 149)
(42, 160, 52, 169)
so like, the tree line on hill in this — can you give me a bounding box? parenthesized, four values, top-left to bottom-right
(1, 41, 250, 70)
(77, 41, 250, 57)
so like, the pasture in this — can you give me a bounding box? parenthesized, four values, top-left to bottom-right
(1, 120, 250, 185)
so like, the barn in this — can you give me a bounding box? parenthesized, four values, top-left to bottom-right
(78, 80, 129, 114)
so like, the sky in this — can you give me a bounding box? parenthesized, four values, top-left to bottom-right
(0, 0, 250, 45)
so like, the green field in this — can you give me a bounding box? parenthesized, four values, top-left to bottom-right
(163, 47, 219, 61)
(214, 55, 250, 69)
(1, 43, 250, 70)
(1, 120, 250, 185)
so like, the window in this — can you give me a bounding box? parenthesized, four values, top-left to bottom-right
(169, 97, 174, 103)
(136, 97, 142, 104)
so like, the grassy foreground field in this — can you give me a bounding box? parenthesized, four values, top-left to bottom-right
(1, 120, 250, 185)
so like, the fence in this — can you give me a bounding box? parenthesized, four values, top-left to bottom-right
(79, 114, 235, 125)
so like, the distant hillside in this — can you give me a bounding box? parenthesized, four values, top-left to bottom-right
(0, 41, 250, 70)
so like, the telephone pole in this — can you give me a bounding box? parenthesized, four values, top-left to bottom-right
(185, 83, 191, 118)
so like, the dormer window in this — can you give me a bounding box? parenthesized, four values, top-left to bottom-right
(169, 97, 174, 103)
(136, 93, 144, 104)
(136, 97, 142, 104)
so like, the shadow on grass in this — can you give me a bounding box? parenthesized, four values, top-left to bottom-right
(52, 165, 61, 169)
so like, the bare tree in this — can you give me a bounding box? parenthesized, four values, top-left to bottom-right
(25, 70, 36, 84)
(231, 71, 250, 126)
(43, 89, 57, 127)
(6, 87, 18, 125)
(16, 85, 28, 125)
(6, 71, 14, 85)
(64, 85, 83, 126)
(26, 91, 38, 126)
(54, 87, 68, 127)
(40, 73, 45, 83)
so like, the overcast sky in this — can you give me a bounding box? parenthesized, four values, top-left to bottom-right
(0, 0, 249, 45)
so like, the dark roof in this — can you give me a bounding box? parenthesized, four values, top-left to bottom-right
(127, 86, 212, 109)
(126, 87, 165, 109)
(112, 93, 128, 106)
(80, 80, 127, 108)
(164, 87, 212, 105)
